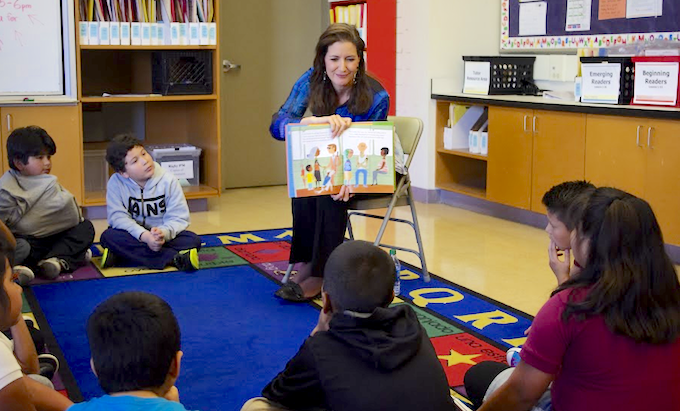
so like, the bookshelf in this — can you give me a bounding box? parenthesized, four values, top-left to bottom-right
(329, 0, 396, 115)
(74, 1, 221, 207)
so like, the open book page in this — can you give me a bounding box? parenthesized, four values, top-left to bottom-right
(286, 124, 344, 197)
(340, 122, 395, 194)
(286, 122, 395, 198)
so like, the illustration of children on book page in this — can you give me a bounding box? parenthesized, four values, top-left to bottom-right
(286, 123, 395, 198)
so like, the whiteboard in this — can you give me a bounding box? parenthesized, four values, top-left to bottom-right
(0, 1, 65, 95)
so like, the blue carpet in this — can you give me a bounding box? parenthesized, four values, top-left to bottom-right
(31, 266, 320, 411)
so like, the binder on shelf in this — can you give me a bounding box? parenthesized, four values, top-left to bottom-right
(131, 22, 142, 45)
(88, 21, 100, 45)
(141, 22, 152, 45)
(110, 22, 121, 45)
(121, 23, 131, 45)
(99, 22, 110, 45)
(208, 23, 216, 45)
(179, 23, 189, 45)
(79, 21, 89, 45)
(189, 22, 200, 45)
(170, 23, 180, 45)
(468, 108, 489, 155)
(151, 23, 159, 45)
(479, 121, 489, 156)
(157, 23, 166, 45)
(199, 23, 209, 45)
(443, 104, 484, 150)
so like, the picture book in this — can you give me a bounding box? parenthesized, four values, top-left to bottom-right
(286, 121, 396, 198)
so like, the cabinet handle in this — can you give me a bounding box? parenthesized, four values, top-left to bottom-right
(5, 115, 10, 132)
(647, 127, 654, 149)
(523, 115, 528, 132)
(636, 125, 643, 147)
(532, 116, 537, 133)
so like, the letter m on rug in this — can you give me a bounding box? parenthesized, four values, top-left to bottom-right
(218, 234, 265, 244)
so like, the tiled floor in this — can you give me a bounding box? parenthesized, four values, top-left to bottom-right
(91, 186, 560, 315)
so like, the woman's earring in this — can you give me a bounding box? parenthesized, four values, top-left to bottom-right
(353, 72, 358, 84)
(324, 72, 328, 82)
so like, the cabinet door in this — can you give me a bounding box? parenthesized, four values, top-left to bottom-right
(585, 115, 646, 198)
(1, 106, 83, 203)
(487, 106, 533, 209)
(530, 111, 586, 213)
(643, 120, 680, 246)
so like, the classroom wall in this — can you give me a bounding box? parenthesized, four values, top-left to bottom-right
(396, 0, 501, 191)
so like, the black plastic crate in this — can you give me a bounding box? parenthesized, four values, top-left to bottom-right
(152, 51, 213, 95)
(463, 56, 536, 95)
(580, 56, 634, 104)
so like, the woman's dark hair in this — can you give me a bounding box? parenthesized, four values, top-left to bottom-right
(7, 126, 57, 171)
(553, 187, 680, 344)
(309, 23, 374, 116)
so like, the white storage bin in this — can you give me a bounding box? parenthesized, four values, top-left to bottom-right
(84, 150, 109, 192)
(147, 144, 202, 186)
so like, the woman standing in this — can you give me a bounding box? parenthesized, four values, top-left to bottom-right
(269, 23, 389, 301)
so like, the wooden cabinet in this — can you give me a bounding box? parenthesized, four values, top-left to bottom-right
(487, 107, 533, 209)
(487, 107, 586, 211)
(585, 115, 646, 197)
(530, 110, 586, 212)
(587, 116, 680, 245)
(0, 105, 83, 203)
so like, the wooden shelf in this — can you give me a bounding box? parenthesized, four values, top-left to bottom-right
(80, 45, 217, 50)
(84, 184, 219, 206)
(436, 182, 486, 199)
(82, 95, 217, 103)
(437, 148, 488, 162)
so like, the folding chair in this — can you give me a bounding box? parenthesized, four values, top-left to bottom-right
(282, 116, 430, 283)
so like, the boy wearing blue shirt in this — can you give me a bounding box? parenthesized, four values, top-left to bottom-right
(69, 292, 196, 411)
(100, 135, 200, 271)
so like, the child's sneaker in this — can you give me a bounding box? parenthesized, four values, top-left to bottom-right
(13, 265, 34, 286)
(174, 248, 199, 272)
(85, 248, 93, 262)
(100, 248, 117, 269)
(38, 353, 59, 381)
(36, 258, 64, 280)
(507, 347, 522, 367)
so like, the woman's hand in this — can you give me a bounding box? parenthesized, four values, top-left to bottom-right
(301, 115, 352, 138)
(331, 185, 354, 202)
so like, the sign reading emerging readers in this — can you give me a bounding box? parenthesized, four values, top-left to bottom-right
(633, 62, 680, 106)
(581, 63, 621, 104)
(463, 62, 491, 95)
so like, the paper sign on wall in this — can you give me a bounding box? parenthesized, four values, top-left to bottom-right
(566, 0, 592, 32)
(519, 1, 547, 36)
(633, 62, 679, 106)
(161, 161, 195, 180)
(581, 63, 621, 103)
(463, 62, 491, 95)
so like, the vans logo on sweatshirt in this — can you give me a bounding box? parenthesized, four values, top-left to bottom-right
(127, 195, 166, 218)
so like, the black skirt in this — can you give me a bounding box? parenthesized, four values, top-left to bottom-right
(289, 196, 349, 278)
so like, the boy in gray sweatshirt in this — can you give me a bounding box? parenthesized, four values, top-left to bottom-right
(0, 126, 95, 283)
(100, 134, 200, 271)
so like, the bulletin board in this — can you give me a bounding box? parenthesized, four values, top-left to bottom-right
(501, 0, 680, 50)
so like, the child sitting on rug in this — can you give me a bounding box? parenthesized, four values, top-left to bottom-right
(0, 126, 95, 283)
(68, 292, 195, 411)
(100, 134, 200, 271)
(541, 180, 595, 285)
(0, 229, 74, 411)
(241, 241, 454, 411)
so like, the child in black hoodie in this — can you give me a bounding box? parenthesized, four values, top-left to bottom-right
(241, 240, 454, 411)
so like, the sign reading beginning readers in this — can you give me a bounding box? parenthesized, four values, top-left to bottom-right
(633, 62, 680, 106)
(581, 63, 621, 104)
(463, 62, 491, 95)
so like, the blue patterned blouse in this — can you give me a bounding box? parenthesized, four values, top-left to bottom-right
(269, 68, 390, 141)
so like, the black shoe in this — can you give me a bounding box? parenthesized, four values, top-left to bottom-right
(38, 354, 59, 381)
(274, 282, 313, 302)
(174, 249, 199, 272)
(100, 248, 117, 269)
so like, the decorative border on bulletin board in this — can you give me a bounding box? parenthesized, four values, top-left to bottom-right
(500, 0, 680, 50)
